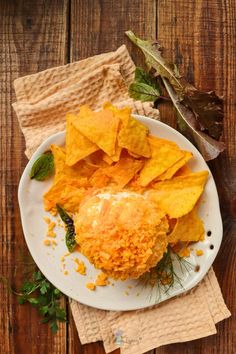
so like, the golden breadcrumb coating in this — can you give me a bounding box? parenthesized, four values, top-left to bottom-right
(74, 191, 169, 280)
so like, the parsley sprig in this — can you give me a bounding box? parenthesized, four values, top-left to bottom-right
(10, 270, 66, 333)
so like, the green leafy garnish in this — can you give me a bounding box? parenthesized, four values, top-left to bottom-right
(126, 30, 225, 161)
(139, 246, 193, 302)
(56, 204, 76, 252)
(30, 151, 54, 181)
(1, 270, 66, 333)
(129, 67, 161, 102)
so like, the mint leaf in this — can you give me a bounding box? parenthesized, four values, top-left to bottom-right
(30, 152, 54, 181)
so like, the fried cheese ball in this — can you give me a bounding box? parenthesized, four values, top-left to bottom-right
(74, 191, 169, 280)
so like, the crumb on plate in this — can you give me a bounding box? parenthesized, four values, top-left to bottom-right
(196, 249, 204, 256)
(74, 258, 86, 275)
(43, 239, 51, 246)
(95, 272, 108, 286)
(86, 282, 96, 291)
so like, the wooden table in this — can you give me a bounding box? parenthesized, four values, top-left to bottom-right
(1, 1, 235, 353)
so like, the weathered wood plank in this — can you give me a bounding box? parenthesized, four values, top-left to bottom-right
(69, 1, 157, 353)
(156, 1, 236, 352)
(0, 1, 68, 353)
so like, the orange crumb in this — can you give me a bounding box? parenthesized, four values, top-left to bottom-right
(44, 217, 51, 224)
(48, 221, 56, 231)
(52, 240, 57, 246)
(47, 230, 56, 238)
(74, 258, 86, 275)
(43, 239, 51, 246)
(95, 272, 108, 286)
(196, 249, 204, 256)
(61, 256, 65, 262)
(178, 247, 190, 258)
(64, 270, 68, 275)
(127, 285, 133, 290)
(86, 282, 96, 291)
(50, 208, 58, 216)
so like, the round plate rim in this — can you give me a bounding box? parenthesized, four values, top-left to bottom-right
(18, 115, 223, 311)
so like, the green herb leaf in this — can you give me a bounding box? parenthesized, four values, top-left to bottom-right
(129, 82, 160, 102)
(30, 152, 54, 181)
(50, 321, 59, 334)
(134, 67, 161, 89)
(28, 297, 39, 305)
(126, 30, 183, 94)
(39, 305, 49, 316)
(129, 67, 161, 102)
(2, 265, 67, 334)
(56, 204, 76, 252)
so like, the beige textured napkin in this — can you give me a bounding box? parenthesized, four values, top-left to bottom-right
(13, 45, 230, 354)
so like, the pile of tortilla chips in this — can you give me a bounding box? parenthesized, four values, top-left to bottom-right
(44, 103, 208, 264)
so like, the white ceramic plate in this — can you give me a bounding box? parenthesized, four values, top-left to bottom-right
(18, 115, 222, 311)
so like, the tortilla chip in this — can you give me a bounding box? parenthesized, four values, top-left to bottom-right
(103, 157, 143, 188)
(148, 171, 208, 218)
(89, 168, 110, 188)
(51, 144, 67, 182)
(156, 151, 193, 181)
(44, 177, 86, 212)
(73, 105, 120, 156)
(168, 208, 205, 243)
(118, 116, 151, 158)
(51, 144, 96, 184)
(174, 164, 192, 177)
(103, 154, 114, 165)
(85, 150, 108, 168)
(66, 113, 98, 166)
(103, 102, 131, 126)
(138, 136, 184, 186)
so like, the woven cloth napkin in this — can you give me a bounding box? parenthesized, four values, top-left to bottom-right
(13, 45, 230, 354)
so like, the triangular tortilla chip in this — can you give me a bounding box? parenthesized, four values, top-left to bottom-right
(103, 157, 143, 188)
(148, 171, 208, 218)
(44, 177, 86, 212)
(65, 113, 98, 166)
(168, 208, 205, 243)
(89, 168, 110, 188)
(51, 144, 67, 182)
(73, 105, 119, 156)
(174, 164, 192, 177)
(156, 151, 193, 181)
(138, 136, 184, 186)
(118, 116, 151, 158)
(51, 144, 96, 184)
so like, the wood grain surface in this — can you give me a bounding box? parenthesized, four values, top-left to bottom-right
(0, 1, 235, 353)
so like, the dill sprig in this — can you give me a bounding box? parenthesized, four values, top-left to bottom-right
(139, 246, 194, 302)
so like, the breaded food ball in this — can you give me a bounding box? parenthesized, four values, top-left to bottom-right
(74, 191, 169, 280)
